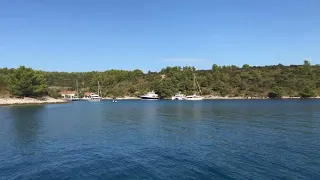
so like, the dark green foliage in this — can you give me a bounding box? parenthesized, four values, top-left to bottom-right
(48, 89, 61, 99)
(268, 87, 284, 99)
(242, 64, 250, 69)
(212, 64, 219, 73)
(1, 61, 320, 98)
(299, 84, 317, 98)
(268, 92, 279, 99)
(303, 60, 311, 66)
(8, 66, 47, 97)
(316, 81, 320, 88)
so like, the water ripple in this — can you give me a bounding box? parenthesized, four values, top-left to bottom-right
(0, 100, 319, 179)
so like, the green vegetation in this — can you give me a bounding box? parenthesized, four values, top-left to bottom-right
(268, 87, 284, 99)
(0, 61, 319, 98)
(7, 66, 47, 97)
(47, 89, 62, 99)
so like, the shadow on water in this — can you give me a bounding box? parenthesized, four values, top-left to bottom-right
(9, 106, 44, 152)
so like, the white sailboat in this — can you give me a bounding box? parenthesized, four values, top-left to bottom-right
(89, 81, 102, 101)
(64, 80, 80, 101)
(185, 73, 203, 101)
(73, 80, 80, 101)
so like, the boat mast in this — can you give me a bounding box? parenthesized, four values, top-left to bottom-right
(98, 81, 100, 96)
(193, 73, 196, 95)
(196, 79, 202, 95)
(76, 80, 79, 97)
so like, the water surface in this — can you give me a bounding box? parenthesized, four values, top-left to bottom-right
(0, 100, 319, 179)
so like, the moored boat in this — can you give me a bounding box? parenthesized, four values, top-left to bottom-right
(140, 91, 159, 100)
(171, 92, 186, 100)
(89, 93, 102, 101)
(185, 94, 203, 100)
(88, 82, 102, 101)
(185, 73, 203, 101)
(67, 96, 80, 101)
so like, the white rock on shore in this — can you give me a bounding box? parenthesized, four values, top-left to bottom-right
(0, 97, 67, 106)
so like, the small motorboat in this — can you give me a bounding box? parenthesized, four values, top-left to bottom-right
(171, 92, 186, 100)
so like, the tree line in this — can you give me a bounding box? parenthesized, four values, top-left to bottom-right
(0, 61, 319, 99)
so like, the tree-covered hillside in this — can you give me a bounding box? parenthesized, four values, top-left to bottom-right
(1, 61, 320, 98)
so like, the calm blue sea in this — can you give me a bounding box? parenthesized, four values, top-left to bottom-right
(0, 100, 319, 180)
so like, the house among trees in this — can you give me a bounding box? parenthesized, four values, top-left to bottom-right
(60, 91, 76, 99)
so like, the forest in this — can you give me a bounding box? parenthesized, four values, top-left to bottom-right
(0, 60, 319, 99)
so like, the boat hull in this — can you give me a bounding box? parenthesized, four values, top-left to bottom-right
(89, 98, 102, 102)
(64, 98, 80, 101)
(171, 97, 185, 100)
(185, 97, 203, 100)
(141, 97, 158, 100)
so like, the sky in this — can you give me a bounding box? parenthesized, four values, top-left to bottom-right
(0, 0, 319, 72)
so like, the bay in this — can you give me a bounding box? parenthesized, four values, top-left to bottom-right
(0, 100, 319, 180)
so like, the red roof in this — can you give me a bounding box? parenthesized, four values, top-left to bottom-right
(84, 92, 91, 96)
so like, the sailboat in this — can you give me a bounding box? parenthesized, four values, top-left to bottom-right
(185, 73, 203, 100)
(65, 80, 80, 101)
(89, 81, 102, 101)
(72, 80, 80, 101)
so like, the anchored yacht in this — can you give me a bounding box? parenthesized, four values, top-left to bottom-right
(89, 93, 102, 101)
(89, 82, 102, 101)
(185, 94, 203, 100)
(171, 92, 186, 100)
(185, 73, 204, 101)
(140, 91, 159, 100)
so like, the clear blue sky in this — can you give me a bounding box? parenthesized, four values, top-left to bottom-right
(1, 0, 319, 72)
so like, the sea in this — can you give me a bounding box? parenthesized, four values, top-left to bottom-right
(0, 100, 319, 180)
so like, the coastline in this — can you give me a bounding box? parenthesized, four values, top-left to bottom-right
(103, 96, 140, 100)
(203, 96, 267, 100)
(0, 97, 68, 106)
(105, 96, 320, 100)
(2, 96, 318, 106)
(109, 96, 320, 100)
(203, 96, 320, 100)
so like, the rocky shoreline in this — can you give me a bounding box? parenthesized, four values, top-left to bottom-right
(0, 97, 67, 106)
(204, 96, 267, 99)
(2, 96, 318, 106)
(164, 96, 320, 100)
(203, 96, 320, 99)
(106, 95, 320, 100)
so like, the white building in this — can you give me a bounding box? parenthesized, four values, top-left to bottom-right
(60, 91, 76, 99)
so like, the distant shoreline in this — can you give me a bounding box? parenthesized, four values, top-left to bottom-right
(106, 96, 320, 100)
(1, 96, 319, 107)
(202, 96, 320, 100)
(0, 97, 68, 106)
